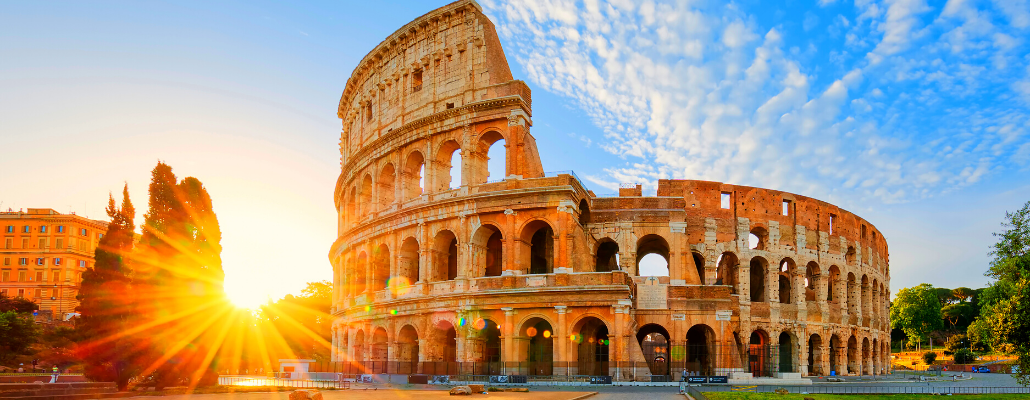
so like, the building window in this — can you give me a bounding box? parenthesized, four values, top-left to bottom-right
(79, 260, 86, 268)
(21, 238, 28, 249)
(80, 228, 87, 236)
(35, 271, 43, 282)
(720, 192, 731, 209)
(412, 70, 423, 92)
(5, 226, 12, 233)
(99, 233, 104, 239)
(54, 257, 61, 266)
(52, 271, 61, 283)
(36, 258, 45, 266)
(38, 288, 46, 298)
(18, 258, 27, 266)
(57, 225, 64, 233)
(829, 214, 836, 235)
(2, 258, 8, 266)
(782, 200, 791, 216)
(0, 288, 6, 296)
(17, 289, 24, 298)
(18, 271, 26, 282)
(1, 270, 8, 282)
(56, 238, 63, 249)
(38, 238, 46, 249)
(40, 225, 48, 233)
(3, 238, 9, 249)
(22, 226, 30, 233)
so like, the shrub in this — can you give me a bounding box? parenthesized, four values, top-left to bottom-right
(946, 334, 970, 353)
(953, 349, 976, 364)
(923, 351, 938, 365)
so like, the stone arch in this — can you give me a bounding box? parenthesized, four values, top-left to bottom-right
(778, 330, 797, 373)
(432, 230, 458, 281)
(359, 173, 374, 217)
(778, 258, 796, 304)
(636, 234, 671, 277)
(829, 333, 844, 375)
(398, 237, 420, 288)
(748, 329, 771, 377)
(871, 278, 881, 318)
(473, 129, 507, 184)
(425, 319, 457, 374)
(805, 261, 820, 301)
(845, 246, 857, 265)
(346, 187, 357, 227)
(717, 252, 739, 292)
(571, 315, 611, 376)
(470, 317, 502, 375)
(355, 251, 368, 295)
(749, 226, 768, 250)
(518, 315, 555, 376)
(471, 224, 504, 277)
(749, 256, 769, 302)
(352, 329, 366, 363)
(685, 324, 717, 375)
(377, 163, 396, 210)
(436, 139, 462, 191)
(397, 324, 419, 373)
(371, 326, 389, 373)
(808, 333, 824, 376)
(637, 323, 671, 377)
(372, 244, 391, 292)
(402, 150, 425, 201)
(827, 265, 841, 303)
(578, 199, 591, 225)
(861, 274, 870, 315)
(692, 251, 706, 285)
(862, 337, 871, 374)
(595, 238, 620, 272)
(519, 219, 555, 274)
(847, 272, 857, 313)
(847, 335, 859, 375)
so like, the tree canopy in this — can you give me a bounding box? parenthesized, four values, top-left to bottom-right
(890, 283, 944, 350)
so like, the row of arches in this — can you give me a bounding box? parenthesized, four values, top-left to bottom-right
(341, 131, 508, 227)
(748, 227, 888, 276)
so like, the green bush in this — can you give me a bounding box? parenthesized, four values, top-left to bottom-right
(923, 351, 938, 364)
(946, 334, 970, 353)
(953, 349, 976, 364)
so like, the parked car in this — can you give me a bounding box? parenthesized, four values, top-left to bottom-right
(975, 367, 991, 373)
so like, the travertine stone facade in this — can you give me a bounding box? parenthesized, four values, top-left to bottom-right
(330, 0, 889, 379)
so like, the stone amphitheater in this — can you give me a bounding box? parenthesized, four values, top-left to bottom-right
(329, 0, 890, 381)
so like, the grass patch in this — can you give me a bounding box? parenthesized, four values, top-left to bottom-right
(705, 393, 1028, 400)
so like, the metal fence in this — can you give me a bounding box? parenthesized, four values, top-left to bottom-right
(695, 385, 1030, 395)
(217, 375, 348, 389)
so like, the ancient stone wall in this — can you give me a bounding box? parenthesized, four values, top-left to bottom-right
(330, 0, 890, 379)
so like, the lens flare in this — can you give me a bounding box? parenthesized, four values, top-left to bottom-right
(473, 318, 486, 330)
(526, 327, 538, 337)
(543, 330, 551, 338)
(388, 276, 412, 296)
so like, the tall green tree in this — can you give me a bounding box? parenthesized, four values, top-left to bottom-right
(75, 185, 138, 390)
(258, 281, 332, 361)
(134, 162, 226, 389)
(0, 310, 37, 363)
(976, 200, 1030, 384)
(890, 283, 944, 352)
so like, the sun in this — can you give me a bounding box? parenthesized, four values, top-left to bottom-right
(224, 285, 267, 310)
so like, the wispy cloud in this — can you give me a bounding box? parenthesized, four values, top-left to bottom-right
(483, 0, 1030, 206)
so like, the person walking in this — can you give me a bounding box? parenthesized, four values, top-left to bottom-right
(49, 366, 59, 383)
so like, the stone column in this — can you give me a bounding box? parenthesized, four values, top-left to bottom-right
(798, 332, 808, 376)
(821, 336, 831, 376)
(502, 308, 515, 373)
(555, 306, 568, 369)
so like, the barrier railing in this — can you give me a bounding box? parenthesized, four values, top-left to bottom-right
(217, 375, 348, 389)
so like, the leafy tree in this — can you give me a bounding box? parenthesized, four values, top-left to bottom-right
(952, 287, 976, 303)
(0, 310, 38, 363)
(945, 334, 970, 353)
(978, 201, 1030, 384)
(942, 302, 975, 330)
(953, 348, 975, 364)
(922, 351, 937, 364)
(0, 294, 39, 314)
(134, 162, 225, 389)
(258, 281, 332, 361)
(891, 283, 944, 352)
(75, 185, 139, 390)
(935, 287, 956, 306)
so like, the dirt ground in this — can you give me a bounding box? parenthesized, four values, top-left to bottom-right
(125, 390, 596, 400)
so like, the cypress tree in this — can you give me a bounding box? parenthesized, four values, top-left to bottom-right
(76, 184, 138, 390)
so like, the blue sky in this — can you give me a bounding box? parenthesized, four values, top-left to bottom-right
(1, 0, 1028, 306)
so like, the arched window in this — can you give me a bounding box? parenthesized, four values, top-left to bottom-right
(778, 258, 795, 304)
(828, 265, 841, 302)
(716, 252, 739, 292)
(398, 237, 420, 289)
(359, 174, 373, 216)
(636, 235, 670, 277)
(805, 261, 820, 301)
(481, 130, 506, 183)
(372, 244, 390, 292)
(378, 164, 396, 210)
(595, 240, 620, 272)
(749, 257, 768, 302)
(578, 199, 591, 225)
(354, 252, 368, 295)
(432, 230, 458, 281)
(521, 220, 554, 274)
(692, 252, 706, 284)
(749, 227, 768, 250)
(403, 151, 425, 201)
(472, 225, 503, 277)
(437, 140, 462, 191)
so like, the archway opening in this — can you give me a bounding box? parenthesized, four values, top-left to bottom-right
(686, 324, 715, 375)
(359, 174, 373, 217)
(595, 240, 620, 272)
(398, 238, 420, 291)
(378, 164, 395, 210)
(372, 244, 390, 292)
(397, 325, 419, 374)
(805, 262, 820, 301)
(692, 252, 706, 284)
(403, 151, 425, 200)
(436, 140, 462, 191)
(861, 275, 871, 314)
(573, 317, 610, 376)
(432, 230, 458, 281)
(472, 224, 504, 277)
(778, 332, 794, 373)
(578, 199, 591, 225)
(485, 230, 503, 277)
(828, 265, 841, 302)
(717, 252, 739, 291)
(749, 227, 768, 250)
(636, 234, 670, 277)
(847, 273, 857, 312)
(748, 330, 770, 377)
(486, 136, 506, 182)
(779, 258, 795, 304)
(845, 246, 857, 265)
(371, 327, 389, 373)
(523, 318, 554, 376)
(749, 257, 768, 302)
(637, 324, 671, 378)
(522, 221, 554, 274)
(352, 329, 366, 364)
(847, 336, 859, 375)
(808, 334, 823, 376)
(473, 319, 502, 375)
(355, 252, 368, 295)
(829, 335, 842, 375)
(862, 338, 871, 375)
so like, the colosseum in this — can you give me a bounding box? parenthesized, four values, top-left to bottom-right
(329, 0, 890, 382)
